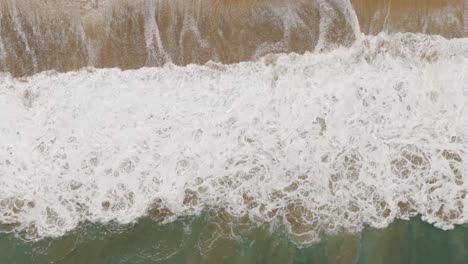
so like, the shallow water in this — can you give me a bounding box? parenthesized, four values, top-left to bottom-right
(0, 0, 466, 76)
(1, 216, 468, 264)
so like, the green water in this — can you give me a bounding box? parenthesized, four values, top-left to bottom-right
(1, 214, 467, 264)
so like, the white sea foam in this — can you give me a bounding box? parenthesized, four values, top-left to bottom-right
(0, 33, 468, 243)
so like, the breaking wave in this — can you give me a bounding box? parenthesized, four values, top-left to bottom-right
(1, 33, 467, 244)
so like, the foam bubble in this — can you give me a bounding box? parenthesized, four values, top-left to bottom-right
(0, 33, 467, 244)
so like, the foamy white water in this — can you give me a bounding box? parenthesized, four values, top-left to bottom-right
(1, 33, 468, 243)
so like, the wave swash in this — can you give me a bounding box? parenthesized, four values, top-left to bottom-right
(0, 0, 468, 245)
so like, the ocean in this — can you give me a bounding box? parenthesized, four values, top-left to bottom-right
(0, 0, 467, 263)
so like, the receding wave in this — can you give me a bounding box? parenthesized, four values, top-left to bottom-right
(1, 34, 467, 244)
(355, 0, 467, 37)
(0, 0, 358, 77)
(0, 0, 466, 77)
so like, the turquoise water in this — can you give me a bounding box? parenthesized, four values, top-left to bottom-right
(1, 215, 467, 264)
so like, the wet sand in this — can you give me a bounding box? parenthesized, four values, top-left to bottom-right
(0, 0, 353, 76)
(1, 0, 465, 77)
(354, 0, 466, 38)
